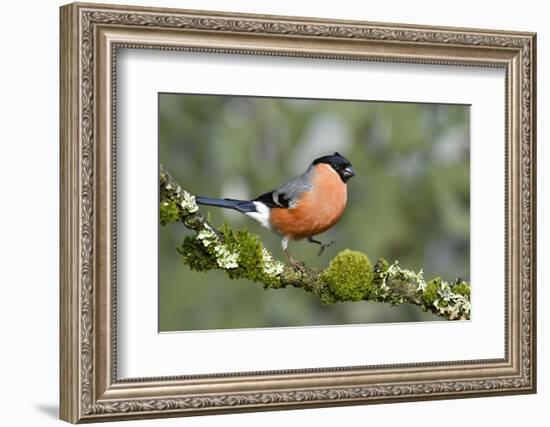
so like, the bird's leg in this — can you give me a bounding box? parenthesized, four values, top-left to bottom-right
(282, 236, 305, 272)
(307, 236, 336, 256)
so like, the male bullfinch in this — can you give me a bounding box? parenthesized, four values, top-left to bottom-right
(196, 152, 355, 269)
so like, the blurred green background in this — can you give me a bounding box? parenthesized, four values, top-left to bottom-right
(159, 94, 470, 332)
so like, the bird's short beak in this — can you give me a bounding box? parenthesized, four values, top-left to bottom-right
(343, 166, 355, 180)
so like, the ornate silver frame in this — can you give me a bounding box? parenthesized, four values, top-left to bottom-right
(60, 2, 536, 423)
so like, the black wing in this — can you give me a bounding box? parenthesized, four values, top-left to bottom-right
(254, 190, 292, 208)
(253, 166, 314, 209)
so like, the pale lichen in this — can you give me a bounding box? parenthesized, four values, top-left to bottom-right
(196, 229, 217, 248)
(213, 246, 239, 269)
(196, 228, 239, 269)
(181, 190, 198, 213)
(159, 167, 200, 225)
(432, 280, 471, 320)
(261, 248, 285, 278)
(383, 261, 426, 291)
(371, 260, 426, 306)
(421, 277, 470, 320)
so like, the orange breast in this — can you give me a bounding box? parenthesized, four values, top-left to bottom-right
(269, 163, 348, 240)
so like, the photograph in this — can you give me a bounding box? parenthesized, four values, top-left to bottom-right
(158, 93, 471, 331)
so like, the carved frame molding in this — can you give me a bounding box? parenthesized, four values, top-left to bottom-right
(60, 2, 536, 423)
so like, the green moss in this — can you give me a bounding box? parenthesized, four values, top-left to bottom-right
(319, 291, 337, 305)
(160, 200, 180, 226)
(177, 223, 282, 287)
(452, 282, 471, 298)
(219, 224, 281, 287)
(177, 236, 217, 271)
(280, 265, 337, 304)
(375, 258, 390, 273)
(423, 277, 441, 306)
(321, 250, 374, 301)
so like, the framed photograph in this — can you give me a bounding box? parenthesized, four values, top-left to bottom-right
(60, 2, 536, 423)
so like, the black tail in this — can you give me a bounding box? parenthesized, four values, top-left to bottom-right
(195, 196, 256, 213)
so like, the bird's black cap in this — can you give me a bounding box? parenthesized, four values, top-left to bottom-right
(312, 152, 355, 182)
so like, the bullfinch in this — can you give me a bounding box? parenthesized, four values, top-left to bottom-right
(196, 152, 355, 269)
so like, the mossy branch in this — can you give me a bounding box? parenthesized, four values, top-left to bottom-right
(160, 165, 471, 320)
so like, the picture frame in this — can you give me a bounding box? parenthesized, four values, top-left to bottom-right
(59, 2, 536, 423)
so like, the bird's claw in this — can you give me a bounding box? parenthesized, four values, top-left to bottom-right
(317, 240, 336, 256)
(289, 258, 306, 273)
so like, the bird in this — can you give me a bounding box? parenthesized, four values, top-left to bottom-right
(195, 152, 355, 270)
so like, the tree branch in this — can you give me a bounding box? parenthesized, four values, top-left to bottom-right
(160, 165, 471, 320)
